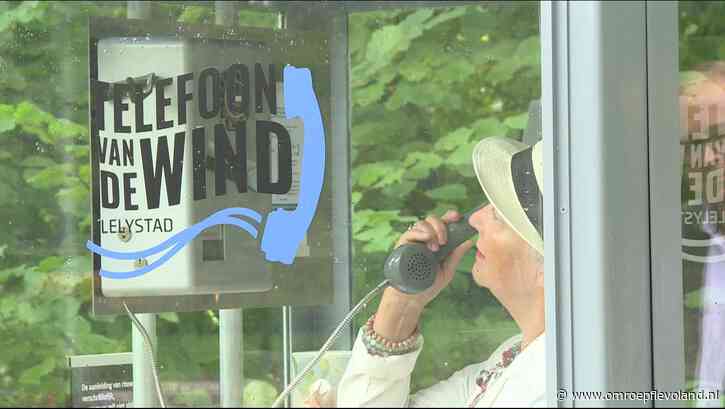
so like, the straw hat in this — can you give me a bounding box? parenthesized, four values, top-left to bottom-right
(472, 137, 544, 255)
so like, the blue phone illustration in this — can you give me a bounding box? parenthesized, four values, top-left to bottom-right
(260, 65, 325, 264)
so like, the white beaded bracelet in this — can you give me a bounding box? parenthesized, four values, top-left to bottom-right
(361, 314, 422, 357)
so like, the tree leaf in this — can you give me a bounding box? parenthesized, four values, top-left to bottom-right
(356, 222, 393, 242)
(0, 180, 18, 205)
(373, 167, 405, 188)
(48, 118, 86, 141)
(423, 7, 468, 30)
(57, 185, 89, 216)
(0, 104, 16, 133)
(425, 184, 467, 201)
(684, 288, 702, 310)
(159, 312, 180, 323)
(79, 164, 91, 183)
(351, 191, 362, 206)
(403, 151, 443, 180)
(15, 101, 50, 127)
(0, 264, 29, 284)
(74, 333, 118, 354)
(434, 128, 473, 152)
(177, 5, 212, 24)
(37, 256, 64, 272)
(365, 25, 406, 67)
(447, 141, 478, 166)
(515, 36, 540, 67)
(353, 81, 387, 108)
(25, 164, 75, 189)
(362, 9, 434, 76)
(20, 155, 56, 168)
(353, 162, 401, 188)
(471, 118, 507, 138)
(504, 112, 528, 130)
(19, 357, 56, 385)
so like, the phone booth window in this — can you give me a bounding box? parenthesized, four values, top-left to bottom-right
(0, 2, 285, 407)
(0, 1, 544, 407)
(346, 2, 544, 407)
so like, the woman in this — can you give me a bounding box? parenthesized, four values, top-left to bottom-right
(337, 136, 546, 407)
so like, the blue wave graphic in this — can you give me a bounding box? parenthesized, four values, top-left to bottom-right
(87, 207, 262, 279)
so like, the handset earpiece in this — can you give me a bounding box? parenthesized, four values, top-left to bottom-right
(383, 205, 483, 294)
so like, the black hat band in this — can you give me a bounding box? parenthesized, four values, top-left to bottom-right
(511, 146, 544, 239)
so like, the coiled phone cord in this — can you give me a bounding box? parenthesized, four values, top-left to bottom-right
(270, 279, 391, 408)
(123, 302, 167, 408)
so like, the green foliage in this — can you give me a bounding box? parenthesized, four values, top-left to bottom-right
(349, 3, 538, 391)
(0, 1, 543, 404)
(684, 288, 703, 310)
(18, 0, 725, 406)
(0, 4, 111, 403)
(0, 2, 282, 406)
(243, 378, 279, 407)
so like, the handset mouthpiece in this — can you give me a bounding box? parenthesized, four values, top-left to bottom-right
(383, 205, 483, 294)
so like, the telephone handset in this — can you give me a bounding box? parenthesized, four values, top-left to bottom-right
(383, 205, 484, 294)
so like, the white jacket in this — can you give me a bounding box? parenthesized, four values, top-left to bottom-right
(337, 330, 546, 407)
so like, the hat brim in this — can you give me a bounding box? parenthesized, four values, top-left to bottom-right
(472, 137, 544, 255)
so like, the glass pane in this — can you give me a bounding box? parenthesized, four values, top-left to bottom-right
(0, 2, 284, 407)
(680, 1, 725, 406)
(0, 1, 546, 407)
(339, 2, 545, 407)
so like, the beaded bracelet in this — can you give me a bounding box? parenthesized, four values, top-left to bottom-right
(361, 314, 422, 357)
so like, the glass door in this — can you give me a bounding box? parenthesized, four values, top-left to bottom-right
(649, 1, 725, 407)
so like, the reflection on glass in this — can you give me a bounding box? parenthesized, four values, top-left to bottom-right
(680, 2, 725, 406)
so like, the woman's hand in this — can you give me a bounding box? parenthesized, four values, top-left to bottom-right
(392, 209, 475, 306)
(373, 210, 474, 342)
(303, 379, 335, 408)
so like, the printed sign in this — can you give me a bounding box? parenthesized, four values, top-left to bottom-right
(88, 17, 335, 314)
(68, 353, 133, 408)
